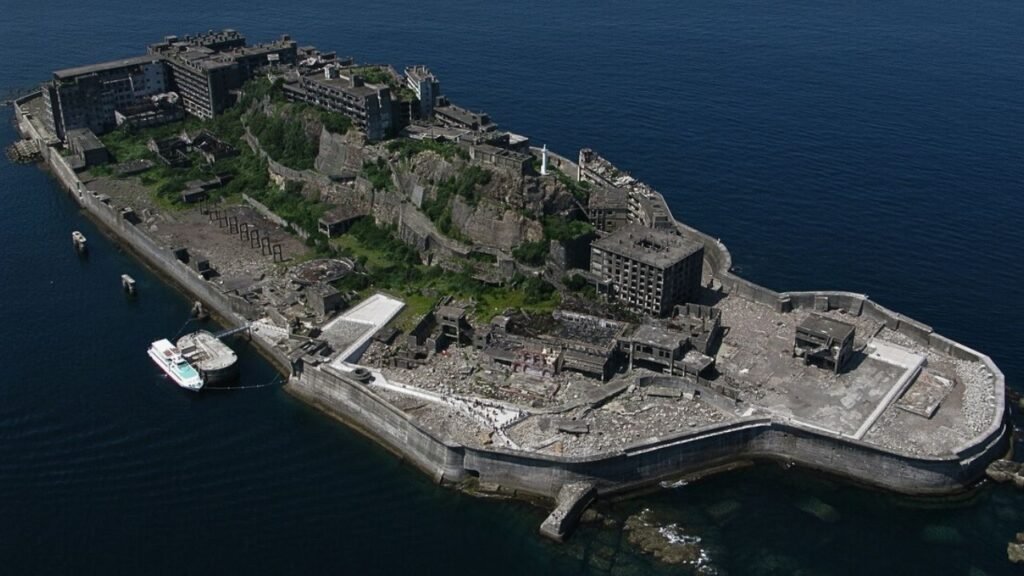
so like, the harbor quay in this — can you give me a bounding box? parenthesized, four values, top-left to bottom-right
(12, 28, 1011, 541)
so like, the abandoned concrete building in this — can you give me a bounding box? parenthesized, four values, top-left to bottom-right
(307, 284, 344, 318)
(317, 208, 366, 238)
(405, 65, 440, 119)
(793, 314, 856, 374)
(587, 185, 630, 234)
(438, 304, 472, 346)
(66, 129, 110, 168)
(284, 65, 395, 141)
(433, 101, 496, 132)
(113, 93, 184, 130)
(669, 303, 723, 356)
(590, 224, 705, 317)
(43, 55, 170, 140)
(468, 143, 532, 174)
(148, 30, 298, 119)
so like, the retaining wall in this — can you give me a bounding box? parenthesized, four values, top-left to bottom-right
(289, 367, 1009, 499)
(16, 95, 291, 375)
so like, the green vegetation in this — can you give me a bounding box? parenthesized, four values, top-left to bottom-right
(238, 77, 287, 107)
(420, 165, 492, 239)
(332, 219, 559, 322)
(361, 158, 394, 191)
(353, 66, 393, 87)
(468, 251, 497, 264)
(247, 110, 319, 170)
(509, 216, 592, 267)
(542, 215, 594, 241)
(238, 77, 351, 169)
(252, 181, 329, 238)
(551, 167, 592, 203)
(318, 111, 352, 135)
(386, 138, 466, 161)
(512, 240, 549, 267)
(92, 77, 561, 325)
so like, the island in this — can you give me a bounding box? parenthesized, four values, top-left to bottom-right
(10, 28, 1010, 541)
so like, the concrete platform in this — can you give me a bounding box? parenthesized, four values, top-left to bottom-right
(322, 293, 404, 367)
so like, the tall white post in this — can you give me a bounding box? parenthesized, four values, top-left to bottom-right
(541, 144, 548, 175)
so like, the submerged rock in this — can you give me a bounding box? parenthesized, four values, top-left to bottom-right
(795, 496, 841, 524)
(985, 460, 1024, 488)
(1009, 532, 1024, 564)
(920, 524, 964, 546)
(705, 500, 742, 524)
(623, 509, 715, 571)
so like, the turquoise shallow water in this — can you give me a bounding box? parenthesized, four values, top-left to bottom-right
(1, 1, 1022, 574)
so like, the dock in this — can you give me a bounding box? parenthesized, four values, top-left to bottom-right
(177, 330, 239, 384)
(72, 231, 87, 253)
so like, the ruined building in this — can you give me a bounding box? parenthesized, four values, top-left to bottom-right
(283, 65, 395, 141)
(42, 29, 297, 142)
(405, 65, 440, 120)
(148, 29, 298, 119)
(590, 224, 704, 317)
(43, 55, 170, 141)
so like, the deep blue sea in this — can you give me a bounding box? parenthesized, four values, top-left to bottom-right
(2, 1, 1022, 574)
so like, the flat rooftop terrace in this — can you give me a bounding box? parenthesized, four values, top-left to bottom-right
(715, 294, 998, 456)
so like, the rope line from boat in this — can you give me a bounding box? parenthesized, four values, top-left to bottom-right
(204, 374, 283, 391)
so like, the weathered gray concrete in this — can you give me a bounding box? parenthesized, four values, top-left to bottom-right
(18, 89, 1012, 542)
(539, 482, 596, 541)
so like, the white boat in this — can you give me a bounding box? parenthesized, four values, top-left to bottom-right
(148, 338, 204, 391)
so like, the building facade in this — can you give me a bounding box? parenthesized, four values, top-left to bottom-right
(148, 30, 297, 119)
(590, 224, 704, 317)
(43, 55, 169, 140)
(405, 65, 440, 119)
(285, 66, 394, 141)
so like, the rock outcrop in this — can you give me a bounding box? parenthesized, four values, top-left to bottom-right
(315, 128, 366, 178)
(986, 459, 1024, 488)
(623, 509, 711, 568)
(1008, 532, 1024, 564)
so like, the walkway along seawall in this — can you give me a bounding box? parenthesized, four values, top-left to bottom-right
(15, 92, 1011, 525)
(12, 95, 293, 373)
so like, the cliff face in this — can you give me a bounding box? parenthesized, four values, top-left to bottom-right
(315, 128, 366, 178)
(312, 130, 580, 255)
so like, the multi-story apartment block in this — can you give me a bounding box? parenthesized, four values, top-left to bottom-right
(590, 224, 704, 317)
(43, 55, 169, 140)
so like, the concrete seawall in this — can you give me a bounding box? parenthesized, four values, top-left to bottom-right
(16, 90, 1011, 528)
(13, 95, 293, 374)
(289, 363, 1009, 500)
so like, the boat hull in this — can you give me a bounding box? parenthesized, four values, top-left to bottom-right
(148, 347, 204, 391)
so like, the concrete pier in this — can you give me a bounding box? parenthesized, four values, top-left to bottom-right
(121, 274, 136, 295)
(539, 482, 596, 541)
(72, 231, 87, 253)
(178, 330, 239, 384)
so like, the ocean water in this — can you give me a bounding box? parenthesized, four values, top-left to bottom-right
(2, 1, 1022, 574)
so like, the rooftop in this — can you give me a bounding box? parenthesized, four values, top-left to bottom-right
(54, 55, 163, 80)
(405, 65, 436, 82)
(798, 314, 856, 342)
(435, 103, 493, 129)
(592, 224, 703, 269)
(588, 185, 629, 210)
(625, 324, 686, 350)
(66, 128, 105, 151)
